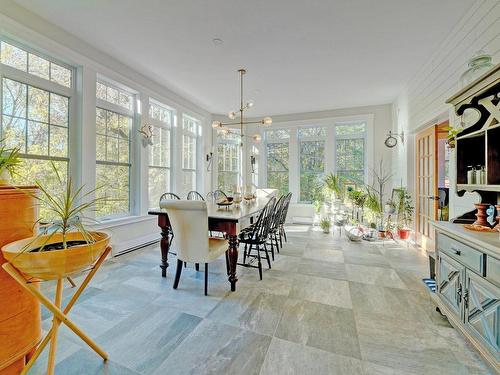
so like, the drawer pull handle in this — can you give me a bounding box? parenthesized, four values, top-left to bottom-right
(452, 247, 461, 256)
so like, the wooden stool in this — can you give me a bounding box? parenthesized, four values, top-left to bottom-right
(1, 246, 112, 375)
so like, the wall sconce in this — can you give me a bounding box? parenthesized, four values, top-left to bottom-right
(206, 152, 213, 171)
(384, 130, 404, 148)
(138, 123, 153, 147)
(250, 155, 256, 173)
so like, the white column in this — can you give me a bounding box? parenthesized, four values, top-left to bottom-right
(289, 128, 299, 203)
(137, 94, 149, 215)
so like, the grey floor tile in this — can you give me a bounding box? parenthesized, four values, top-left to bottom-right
(298, 258, 347, 280)
(96, 303, 202, 374)
(275, 298, 361, 359)
(290, 274, 352, 308)
(260, 337, 364, 375)
(345, 264, 407, 289)
(207, 290, 287, 336)
(154, 319, 271, 375)
(302, 247, 345, 263)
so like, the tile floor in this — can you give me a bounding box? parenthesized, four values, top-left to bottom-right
(29, 225, 492, 374)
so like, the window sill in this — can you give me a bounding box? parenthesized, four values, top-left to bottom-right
(91, 215, 156, 230)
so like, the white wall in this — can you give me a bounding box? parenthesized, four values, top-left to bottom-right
(392, 0, 500, 219)
(0, 1, 213, 254)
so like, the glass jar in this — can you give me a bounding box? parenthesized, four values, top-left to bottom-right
(460, 51, 494, 88)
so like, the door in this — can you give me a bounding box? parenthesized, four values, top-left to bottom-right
(437, 252, 464, 319)
(465, 270, 500, 360)
(416, 125, 438, 250)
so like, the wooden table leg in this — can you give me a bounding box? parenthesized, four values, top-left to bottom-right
(47, 278, 63, 375)
(160, 226, 170, 277)
(227, 234, 239, 292)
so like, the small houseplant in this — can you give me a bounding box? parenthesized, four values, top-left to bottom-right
(397, 188, 414, 240)
(0, 139, 21, 185)
(324, 173, 345, 204)
(1, 165, 110, 280)
(319, 217, 332, 234)
(443, 124, 463, 148)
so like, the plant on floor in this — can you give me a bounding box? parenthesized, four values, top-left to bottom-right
(319, 217, 332, 233)
(396, 188, 414, 239)
(0, 139, 21, 185)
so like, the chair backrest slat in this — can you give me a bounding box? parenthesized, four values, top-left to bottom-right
(187, 191, 205, 201)
(159, 192, 181, 206)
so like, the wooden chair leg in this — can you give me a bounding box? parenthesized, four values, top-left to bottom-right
(173, 259, 183, 289)
(278, 231, 283, 248)
(47, 278, 63, 375)
(257, 245, 263, 280)
(264, 244, 272, 269)
(243, 243, 248, 264)
(204, 263, 208, 296)
(269, 240, 275, 261)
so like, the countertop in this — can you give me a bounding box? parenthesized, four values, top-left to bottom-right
(432, 221, 500, 258)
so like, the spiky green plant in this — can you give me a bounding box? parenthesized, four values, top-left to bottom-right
(324, 173, 345, 202)
(24, 163, 105, 251)
(0, 139, 21, 177)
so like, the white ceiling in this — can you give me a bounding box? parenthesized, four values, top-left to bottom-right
(14, 0, 475, 116)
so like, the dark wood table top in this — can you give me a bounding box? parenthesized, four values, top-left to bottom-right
(148, 198, 269, 222)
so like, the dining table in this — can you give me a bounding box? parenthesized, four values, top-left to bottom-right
(148, 198, 269, 292)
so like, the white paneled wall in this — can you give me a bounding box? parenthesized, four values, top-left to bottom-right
(393, 0, 500, 219)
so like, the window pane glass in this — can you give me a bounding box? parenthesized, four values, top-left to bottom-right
(2, 78, 26, 118)
(27, 121, 49, 155)
(298, 126, 327, 138)
(336, 137, 365, 184)
(50, 63, 72, 87)
(97, 81, 133, 110)
(96, 164, 130, 217)
(0, 41, 27, 71)
(148, 167, 169, 208)
(266, 142, 289, 196)
(27, 86, 49, 123)
(12, 159, 68, 220)
(50, 125, 67, 157)
(336, 122, 366, 136)
(217, 142, 240, 192)
(265, 129, 289, 141)
(49, 93, 68, 126)
(96, 82, 107, 101)
(28, 54, 50, 80)
(1, 115, 26, 152)
(300, 140, 325, 203)
(181, 170, 196, 197)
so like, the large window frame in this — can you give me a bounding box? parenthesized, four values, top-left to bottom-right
(334, 121, 367, 185)
(0, 39, 75, 219)
(260, 115, 373, 204)
(216, 128, 241, 193)
(264, 129, 290, 197)
(148, 98, 173, 208)
(181, 114, 200, 197)
(298, 126, 327, 203)
(95, 78, 136, 219)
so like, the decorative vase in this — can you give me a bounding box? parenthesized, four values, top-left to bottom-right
(460, 51, 494, 88)
(473, 203, 490, 227)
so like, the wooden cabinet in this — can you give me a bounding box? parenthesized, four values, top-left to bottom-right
(0, 186, 41, 375)
(435, 229, 500, 373)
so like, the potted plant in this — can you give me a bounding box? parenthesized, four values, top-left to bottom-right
(324, 173, 345, 205)
(0, 140, 21, 185)
(319, 217, 331, 234)
(397, 188, 414, 240)
(1, 166, 110, 281)
(443, 124, 463, 148)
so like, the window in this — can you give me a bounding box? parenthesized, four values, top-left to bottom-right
(181, 114, 199, 197)
(299, 126, 326, 203)
(96, 81, 133, 111)
(95, 80, 134, 217)
(335, 122, 366, 184)
(265, 129, 289, 197)
(0, 41, 72, 88)
(148, 100, 172, 208)
(1, 39, 73, 220)
(217, 129, 240, 193)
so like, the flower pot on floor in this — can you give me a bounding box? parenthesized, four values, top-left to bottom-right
(2, 231, 110, 281)
(398, 228, 411, 240)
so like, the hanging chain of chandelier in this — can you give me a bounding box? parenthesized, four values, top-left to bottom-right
(211, 68, 272, 145)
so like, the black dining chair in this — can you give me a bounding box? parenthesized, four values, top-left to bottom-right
(206, 189, 227, 202)
(159, 192, 181, 202)
(238, 197, 276, 280)
(187, 191, 205, 201)
(267, 195, 286, 258)
(279, 193, 292, 245)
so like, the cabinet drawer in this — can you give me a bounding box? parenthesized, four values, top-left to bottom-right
(437, 233, 484, 275)
(486, 256, 500, 286)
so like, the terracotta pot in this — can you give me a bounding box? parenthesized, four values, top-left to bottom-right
(1, 231, 110, 281)
(378, 230, 387, 238)
(496, 205, 500, 229)
(398, 228, 411, 240)
(473, 203, 490, 227)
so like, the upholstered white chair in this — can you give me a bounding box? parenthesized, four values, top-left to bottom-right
(160, 200, 228, 295)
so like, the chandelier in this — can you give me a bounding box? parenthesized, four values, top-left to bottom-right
(211, 68, 272, 145)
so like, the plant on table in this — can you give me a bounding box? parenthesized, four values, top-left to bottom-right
(0, 139, 21, 185)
